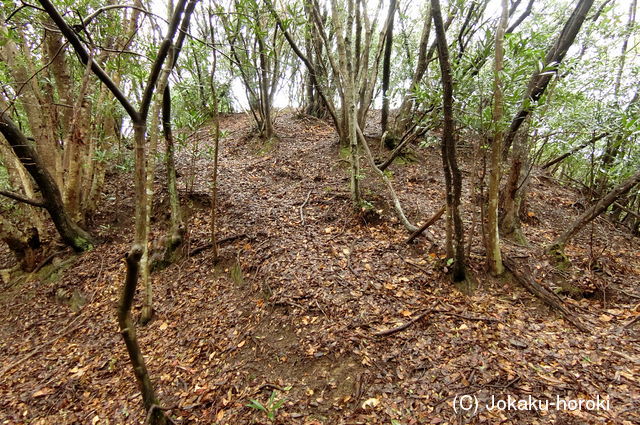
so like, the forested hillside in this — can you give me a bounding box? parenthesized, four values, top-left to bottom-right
(0, 0, 639, 424)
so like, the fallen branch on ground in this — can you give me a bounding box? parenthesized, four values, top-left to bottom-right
(503, 256, 590, 333)
(299, 190, 312, 225)
(406, 204, 446, 243)
(374, 308, 455, 337)
(188, 234, 248, 257)
(374, 310, 433, 336)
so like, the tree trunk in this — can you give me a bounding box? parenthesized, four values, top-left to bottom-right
(210, 82, 221, 260)
(502, 0, 595, 159)
(0, 112, 94, 251)
(380, 0, 397, 134)
(500, 131, 529, 244)
(331, 0, 361, 204)
(0, 217, 37, 272)
(257, 34, 274, 139)
(540, 132, 607, 170)
(163, 84, 185, 261)
(485, 0, 508, 276)
(547, 169, 640, 255)
(432, 0, 465, 282)
(119, 246, 167, 425)
(613, 0, 637, 97)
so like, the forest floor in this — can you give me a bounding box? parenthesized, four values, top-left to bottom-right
(1, 111, 639, 425)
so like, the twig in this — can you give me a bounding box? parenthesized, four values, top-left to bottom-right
(624, 315, 640, 328)
(374, 309, 441, 337)
(445, 312, 502, 323)
(0, 312, 88, 377)
(299, 190, 312, 225)
(188, 233, 247, 257)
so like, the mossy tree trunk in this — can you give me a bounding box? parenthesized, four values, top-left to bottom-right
(0, 112, 94, 252)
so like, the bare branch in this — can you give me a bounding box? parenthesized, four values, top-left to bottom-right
(37, 0, 140, 121)
(0, 190, 45, 207)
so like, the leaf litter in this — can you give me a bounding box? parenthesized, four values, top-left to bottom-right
(0, 112, 638, 424)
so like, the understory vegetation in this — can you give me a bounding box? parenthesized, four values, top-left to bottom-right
(0, 0, 639, 424)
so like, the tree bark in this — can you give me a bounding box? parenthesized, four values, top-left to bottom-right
(331, 0, 361, 204)
(500, 131, 529, 244)
(119, 246, 167, 425)
(0, 216, 37, 271)
(485, 0, 508, 276)
(380, 0, 397, 133)
(0, 112, 94, 251)
(502, 0, 595, 159)
(432, 0, 465, 282)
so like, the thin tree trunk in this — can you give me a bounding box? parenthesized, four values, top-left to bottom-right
(613, 0, 637, 97)
(209, 30, 221, 260)
(502, 0, 595, 159)
(331, 0, 361, 204)
(257, 34, 274, 139)
(500, 131, 529, 244)
(163, 85, 184, 258)
(380, 0, 396, 133)
(357, 126, 417, 232)
(432, 0, 465, 282)
(540, 133, 607, 170)
(119, 246, 166, 425)
(485, 0, 508, 276)
(64, 53, 95, 222)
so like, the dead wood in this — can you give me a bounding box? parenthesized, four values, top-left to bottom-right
(188, 234, 248, 257)
(406, 204, 446, 243)
(374, 310, 432, 337)
(503, 256, 590, 333)
(357, 125, 419, 233)
(374, 308, 455, 337)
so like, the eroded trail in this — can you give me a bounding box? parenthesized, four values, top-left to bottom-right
(1, 113, 638, 424)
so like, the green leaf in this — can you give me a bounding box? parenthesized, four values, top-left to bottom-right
(247, 399, 267, 412)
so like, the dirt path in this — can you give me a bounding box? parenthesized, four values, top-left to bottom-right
(1, 112, 639, 424)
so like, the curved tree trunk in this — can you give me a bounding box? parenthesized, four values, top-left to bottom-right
(0, 112, 94, 251)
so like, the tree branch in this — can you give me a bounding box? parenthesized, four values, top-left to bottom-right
(139, 0, 189, 121)
(37, 0, 140, 122)
(0, 190, 45, 207)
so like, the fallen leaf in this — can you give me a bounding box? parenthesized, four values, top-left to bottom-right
(362, 397, 380, 409)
